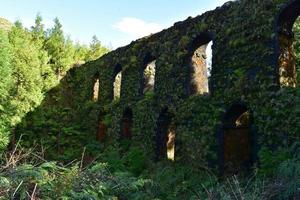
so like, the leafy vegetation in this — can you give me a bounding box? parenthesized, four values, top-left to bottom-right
(0, 15, 109, 152)
(0, 0, 300, 199)
(0, 144, 299, 199)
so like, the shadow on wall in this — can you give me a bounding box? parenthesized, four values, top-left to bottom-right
(14, 61, 103, 161)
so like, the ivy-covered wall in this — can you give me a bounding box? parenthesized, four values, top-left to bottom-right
(17, 0, 300, 172)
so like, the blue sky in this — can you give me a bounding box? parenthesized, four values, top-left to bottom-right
(0, 0, 229, 48)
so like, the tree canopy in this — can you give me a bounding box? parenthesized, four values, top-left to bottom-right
(0, 15, 109, 151)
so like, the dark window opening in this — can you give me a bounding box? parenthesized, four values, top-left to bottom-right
(96, 113, 106, 142)
(277, 1, 300, 87)
(156, 109, 175, 161)
(222, 104, 253, 175)
(189, 34, 213, 95)
(121, 108, 132, 139)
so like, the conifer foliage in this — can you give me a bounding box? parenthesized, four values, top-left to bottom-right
(0, 15, 109, 152)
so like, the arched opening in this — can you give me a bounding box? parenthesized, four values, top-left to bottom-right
(113, 64, 122, 100)
(142, 54, 156, 94)
(92, 73, 100, 101)
(221, 104, 253, 175)
(156, 108, 176, 161)
(189, 33, 213, 95)
(143, 60, 156, 94)
(121, 108, 132, 139)
(96, 113, 106, 142)
(277, 0, 300, 87)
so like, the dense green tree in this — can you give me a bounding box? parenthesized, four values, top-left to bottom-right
(31, 14, 55, 91)
(8, 22, 44, 125)
(0, 16, 109, 152)
(0, 29, 13, 150)
(45, 18, 75, 80)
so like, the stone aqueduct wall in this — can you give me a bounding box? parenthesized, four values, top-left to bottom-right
(18, 0, 300, 172)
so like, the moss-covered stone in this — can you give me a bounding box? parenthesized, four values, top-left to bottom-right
(16, 0, 300, 173)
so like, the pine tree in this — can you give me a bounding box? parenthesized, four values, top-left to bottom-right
(31, 14, 55, 91)
(86, 35, 108, 61)
(31, 13, 45, 41)
(45, 18, 75, 80)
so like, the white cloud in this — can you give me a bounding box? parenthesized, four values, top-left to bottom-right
(113, 17, 163, 38)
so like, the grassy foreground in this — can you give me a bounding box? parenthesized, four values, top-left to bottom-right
(0, 143, 299, 200)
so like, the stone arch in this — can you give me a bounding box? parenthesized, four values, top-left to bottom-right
(219, 103, 254, 175)
(92, 72, 100, 101)
(96, 112, 106, 142)
(276, 0, 300, 87)
(187, 33, 214, 95)
(121, 107, 133, 139)
(155, 108, 176, 161)
(141, 53, 156, 94)
(113, 64, 122, 100)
